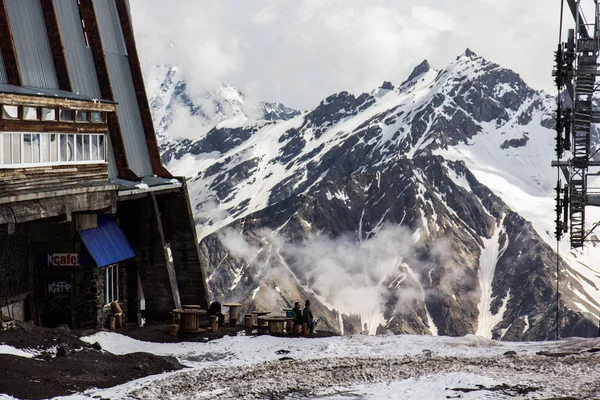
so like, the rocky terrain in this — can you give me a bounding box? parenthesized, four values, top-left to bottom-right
(150, 49, 600, 340)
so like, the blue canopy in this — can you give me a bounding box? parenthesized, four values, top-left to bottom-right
(79, 215, 135, 267)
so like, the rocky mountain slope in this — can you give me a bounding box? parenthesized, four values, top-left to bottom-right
(153, 50, 600, 340)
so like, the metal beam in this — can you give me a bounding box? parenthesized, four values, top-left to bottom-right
(566, 0, 590, 39)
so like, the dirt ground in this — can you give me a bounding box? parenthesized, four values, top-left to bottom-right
(0, 321, 336, 400)
(0, 322, 184, 400)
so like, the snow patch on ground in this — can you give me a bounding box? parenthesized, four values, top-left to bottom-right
(0, 344, 36, 359)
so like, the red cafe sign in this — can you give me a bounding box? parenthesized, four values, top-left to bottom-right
(48, 253, 80, 266)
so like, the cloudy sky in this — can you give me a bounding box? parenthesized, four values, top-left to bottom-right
(130, 0, 568, 110)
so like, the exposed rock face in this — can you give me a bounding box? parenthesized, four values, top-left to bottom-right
(157, 50, 600, 340)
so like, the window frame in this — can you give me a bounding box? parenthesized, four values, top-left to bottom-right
(104, 264, 119, 306)
(2, 105, 19, 120)
(59, 109, 75, 122)
(76, 110, 90, 123)
(0, 132, 107, 168)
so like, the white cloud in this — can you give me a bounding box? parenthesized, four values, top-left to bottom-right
(411, 6, 455, 32)
(130, 0, 564, 109)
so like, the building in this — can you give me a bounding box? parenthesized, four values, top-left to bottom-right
(0, 0, 208, 328)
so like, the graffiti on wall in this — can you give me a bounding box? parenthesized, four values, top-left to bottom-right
(46, 279, 71, 326)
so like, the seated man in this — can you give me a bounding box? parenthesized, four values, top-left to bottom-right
(208, 301, 225, 326)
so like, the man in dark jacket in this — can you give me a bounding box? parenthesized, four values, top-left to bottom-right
(292, 302, 303, 324)
(303, 300, 317, 333)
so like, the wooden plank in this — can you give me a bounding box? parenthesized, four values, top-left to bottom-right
(150, 192, 182, 310)
(0, 94, 117, 112)
(0, 0, 21, 86)
(115, 0, 172, 179)
(0, 163, 109, 196)
(0, 120, 109, 133)
(40, 0, 72, 92)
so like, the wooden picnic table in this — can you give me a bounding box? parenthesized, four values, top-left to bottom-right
(223, 303, 242, 327)
(173, 308, 207, 332)
(258, 315, 294, 334)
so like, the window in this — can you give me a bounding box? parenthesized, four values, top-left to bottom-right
(0, 132, 107, 166)
(91, 112, 105, 123)
(2, 105, 18, 119)
(23, 106, 39, 120)
(59, 109, 74, 121)
(41, 108, 56, 121)
(77, 111, 89, 123)
(104, 265, 119, 305)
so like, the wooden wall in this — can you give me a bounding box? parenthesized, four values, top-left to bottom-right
(117, 188, 209, 321)
(157, 190, 209, 309)
(0, 163, 108, 197)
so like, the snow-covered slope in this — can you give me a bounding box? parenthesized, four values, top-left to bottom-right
(153, 49, 600, 340)
(61, 331, 600, 399)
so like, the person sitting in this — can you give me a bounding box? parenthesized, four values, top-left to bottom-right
(208, 301, 225, 326)
(303, 300, 318, 333)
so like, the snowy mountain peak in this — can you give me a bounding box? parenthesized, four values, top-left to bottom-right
(463, 47, 478, 59)
(404, 59, 432, 84)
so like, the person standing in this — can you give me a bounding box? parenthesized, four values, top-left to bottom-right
(303, 300, 317, 333)
(292, 302, 303, 324)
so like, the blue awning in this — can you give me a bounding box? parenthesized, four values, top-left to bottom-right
(79, 215, 135, 267)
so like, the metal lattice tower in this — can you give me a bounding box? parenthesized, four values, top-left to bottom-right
(553, 0, 600, 248)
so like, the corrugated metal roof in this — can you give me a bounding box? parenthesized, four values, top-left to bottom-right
(0, 83, 114, 102)
(105, 53, 153, 177)
(94, 0, 152, 178)
(0, 52, 7, 84)
(5, 0, 59, 89)
(93, 0, 127, 56)
(79, 214, 135, 267)
(54, 0, 102, 98)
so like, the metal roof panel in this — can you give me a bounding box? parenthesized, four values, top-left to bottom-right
(78, 214, 135, 267)
(5, 0, 59, 89)
(54, 0, 102, 98)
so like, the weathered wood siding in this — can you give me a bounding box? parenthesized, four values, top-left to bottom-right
(0, 163, 109, 197)
(157, 190, 209, 309)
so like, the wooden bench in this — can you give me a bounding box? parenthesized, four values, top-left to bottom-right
(252, 310, 271, 327)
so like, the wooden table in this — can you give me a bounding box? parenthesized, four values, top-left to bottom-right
(252, 310, 271, 327)
(173, 309, 207, 332)
(223, 303, 242, 327)
(258, 315, 294, 334)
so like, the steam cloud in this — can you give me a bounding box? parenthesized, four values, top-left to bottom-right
(218, 224, 436, 333)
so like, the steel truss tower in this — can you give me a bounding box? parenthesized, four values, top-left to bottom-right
(554, 0, 600, 248)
